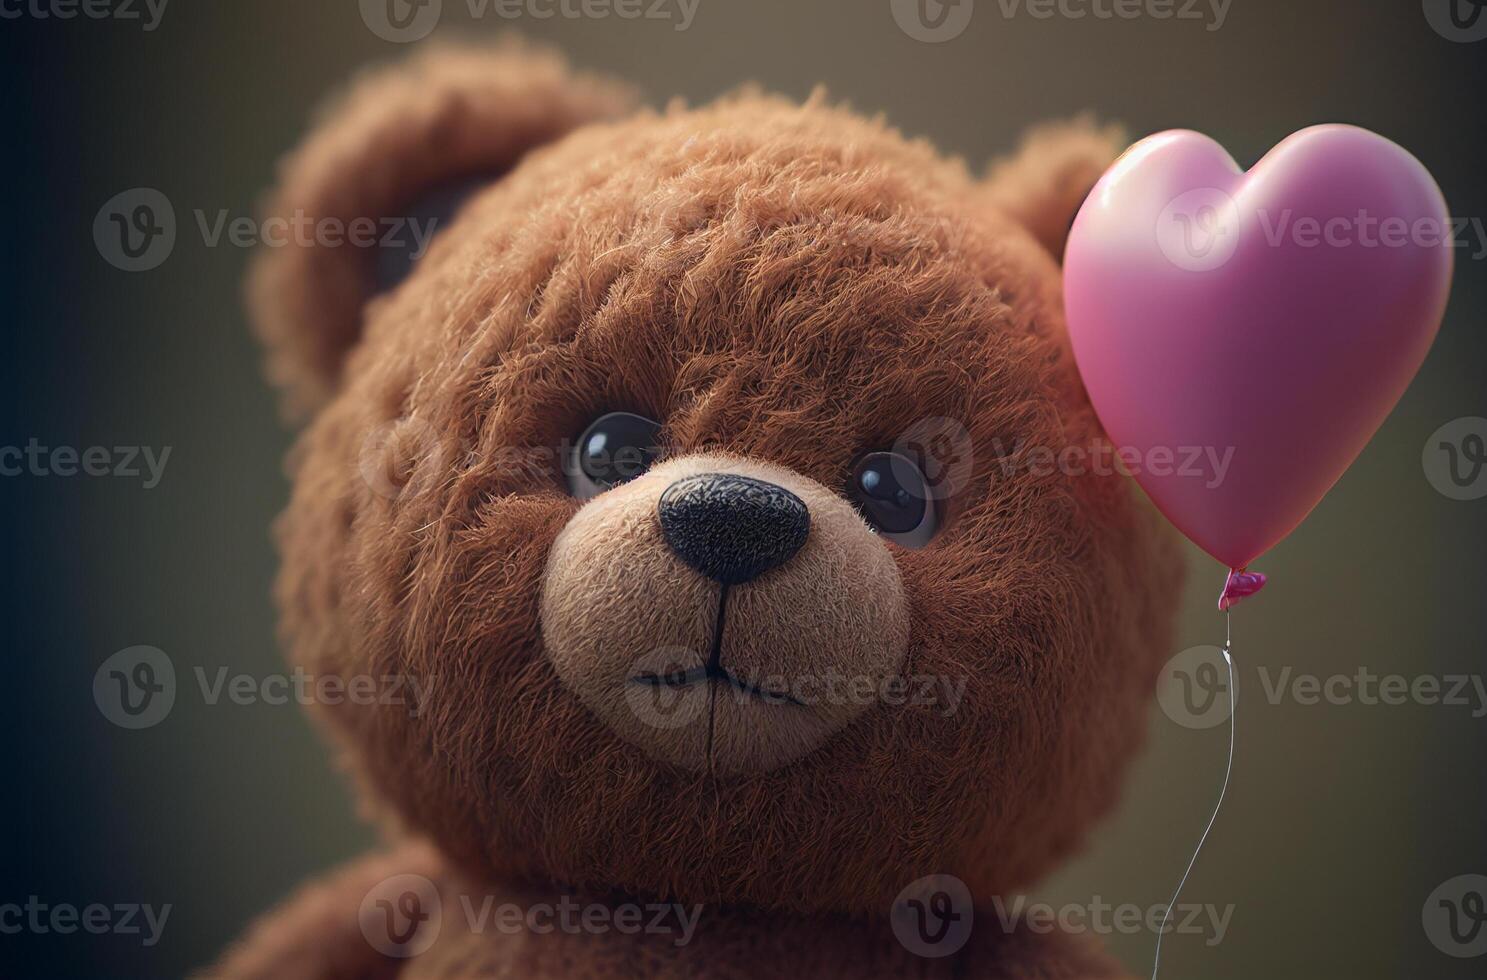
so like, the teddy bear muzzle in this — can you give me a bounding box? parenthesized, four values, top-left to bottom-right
(539, 454, 910, 774)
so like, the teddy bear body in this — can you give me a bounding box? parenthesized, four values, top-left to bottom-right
(217, 842, 1128, 979)
(212, 42, 1181, 980)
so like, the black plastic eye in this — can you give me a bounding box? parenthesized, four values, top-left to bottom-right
(567, 412, 662, 499)
(849, 451, 940, 548)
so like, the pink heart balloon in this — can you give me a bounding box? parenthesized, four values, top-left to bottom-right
(1064, 125, 1452, 571)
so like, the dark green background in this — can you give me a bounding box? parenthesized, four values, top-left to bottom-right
(3, 1, 1484, 977)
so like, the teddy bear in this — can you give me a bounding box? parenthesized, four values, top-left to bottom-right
(208, 39, 1184, 979)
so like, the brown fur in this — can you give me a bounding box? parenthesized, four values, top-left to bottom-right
(211, 842, 1126, 979)
(213, 39, 1184, 979)
(249, 38, 637, 417)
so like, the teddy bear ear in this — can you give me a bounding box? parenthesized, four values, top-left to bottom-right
(981, 117, 1127, 264)
(248, 40, 638, 419)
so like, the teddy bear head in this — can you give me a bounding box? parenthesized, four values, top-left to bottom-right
(251, 41, 1183, 917)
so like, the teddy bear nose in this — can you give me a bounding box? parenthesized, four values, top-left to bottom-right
(657, 473, 810, 585)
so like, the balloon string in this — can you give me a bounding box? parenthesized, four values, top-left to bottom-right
(1151, 607, 1236, 980)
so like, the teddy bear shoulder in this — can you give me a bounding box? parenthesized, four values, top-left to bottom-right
(206, 843, 1131, 980)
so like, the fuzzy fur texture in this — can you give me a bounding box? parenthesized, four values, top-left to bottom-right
(218, 39, 1184, 979)
(212, 842, 1127, 979)
(249, 39, 637, 417)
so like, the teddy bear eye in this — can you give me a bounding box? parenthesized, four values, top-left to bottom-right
(848, 451, 941, 549)
(566, 412, 663, 500)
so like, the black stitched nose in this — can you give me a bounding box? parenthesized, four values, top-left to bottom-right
(657, 473, 810, 585)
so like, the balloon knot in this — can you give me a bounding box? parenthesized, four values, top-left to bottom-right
(1218, 568, 1267, 610)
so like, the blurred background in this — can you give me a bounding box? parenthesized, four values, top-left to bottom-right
(2, 0, 1484, 976)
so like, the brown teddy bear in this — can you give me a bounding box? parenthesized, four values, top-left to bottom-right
(211, 39, 1183, 979)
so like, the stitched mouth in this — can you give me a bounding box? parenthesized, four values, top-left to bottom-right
(622, 585, 819, 773)
(626, 584, 807, 715)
